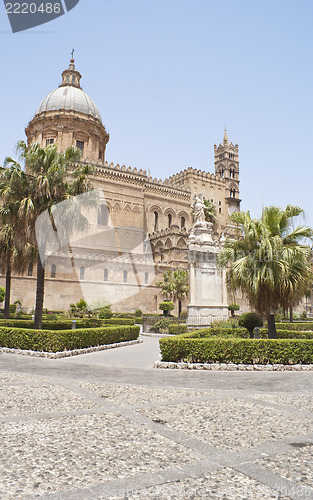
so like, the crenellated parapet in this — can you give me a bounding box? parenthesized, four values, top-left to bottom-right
(164, 166, 226, 189)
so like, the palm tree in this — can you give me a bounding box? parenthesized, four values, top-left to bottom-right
(4, 141, 95, 329)
(203, 199, 218, 226)
(218, 205, 313, 338)
(156, 268, 189, 317)
(0, 166, 33, 318)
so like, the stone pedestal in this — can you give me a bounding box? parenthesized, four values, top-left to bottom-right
(187, 222, 228, 327)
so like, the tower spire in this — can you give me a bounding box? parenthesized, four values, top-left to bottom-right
(223, 127, 229, 146)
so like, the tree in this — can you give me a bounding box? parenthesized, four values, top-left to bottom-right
(203, 199, 218, 226)
(156, 269, 189, 317)
(228, 303, 240, 317)
(0, 168, 34, 318)
(0, 286, 5, 303)
(218, 205, 313, 338)
(3, 141, 95, 329)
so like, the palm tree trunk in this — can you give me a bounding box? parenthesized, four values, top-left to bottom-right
(34, 256, 45, 329)
(290, 306, 293, 323)
(267, 312, 277, 339)
(4, 259, 11, 319)
(178, 300, 182, 318)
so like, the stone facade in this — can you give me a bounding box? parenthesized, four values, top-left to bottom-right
(1, 58, 242, 314)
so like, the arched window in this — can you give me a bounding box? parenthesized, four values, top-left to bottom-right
(153, 211, 158, 232)
(145, 272, 149, 284)
(181, 216, 186, 228)
(80, 267, 85, 281)
(51, 264, 56, 279)
(104, 268, 108, 281)
(168, 214, 172, 228)
(72, 76, 76, 84)
(123, 270, 128, 283)
(66, 76, 70, 83)
(97, 204, 109, 225)
(27, 263, 33, 277)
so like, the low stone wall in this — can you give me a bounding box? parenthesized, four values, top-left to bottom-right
(154, 361, 313, 371)
(0, 339, 142, 359)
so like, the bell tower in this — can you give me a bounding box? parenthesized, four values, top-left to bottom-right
(214, 129, 240, 215)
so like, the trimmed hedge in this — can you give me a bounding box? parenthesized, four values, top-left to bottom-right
(260, 329, 313, 340)
(273, 322, 313, 332)
(0, 318, 135, 330)
(0, 325, 140, 352)
(168, 324, 189, 335)
(159, 336, 313, 364)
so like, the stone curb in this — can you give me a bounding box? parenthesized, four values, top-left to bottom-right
(0, 339, 143, 359)
(154, 361, 313, 371)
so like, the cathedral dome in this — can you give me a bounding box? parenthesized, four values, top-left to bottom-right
(36, 86, 102, 123)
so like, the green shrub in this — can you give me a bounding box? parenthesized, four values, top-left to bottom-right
(135, 309, 142, 317)
(69, 300, 89, 317)
(228, 303, 240, 317)
(99, 306, 113, 319)
(0, 287, 5, 303)
(159, 336, 313, 364)
(159, 301, 175, 316)
(211, 318, 240, 329)
(208, 327, 249, 338)
(0, 318, 135, 330)
(273, 322, 313, 331)
(149, 318, 172, 333)
(260, 329, 313, 340)
(239, 313, 263, 334)
(168, 324, 188, 335)
(0, 325, 140, 352)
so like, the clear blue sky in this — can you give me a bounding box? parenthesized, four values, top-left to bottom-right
(0, 0, 312, 225)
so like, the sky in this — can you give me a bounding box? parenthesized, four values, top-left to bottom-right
(0, 0, 312, 225)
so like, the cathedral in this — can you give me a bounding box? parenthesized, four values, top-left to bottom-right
(3, 57, 241, 313)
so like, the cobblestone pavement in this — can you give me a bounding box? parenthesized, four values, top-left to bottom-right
(0, 336, 312, 500)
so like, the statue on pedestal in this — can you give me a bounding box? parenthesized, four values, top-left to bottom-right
(192, 194, 206, 226)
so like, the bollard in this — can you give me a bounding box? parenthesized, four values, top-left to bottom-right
(253, 327, 260, 339)
(72, 320, 77, 330)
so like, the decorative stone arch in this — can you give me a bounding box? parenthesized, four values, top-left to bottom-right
(155, 240, 164, 251)
(177, 237, 187, 249)
(217, 163, 225, 177)
(164, 208, 176, 228)
(178, 211, 189, 229)
(150, 205, 162, 232)
(123, 203, 131, 213)
(229, 163, 236, 179)
(229, 182, 237, 198)
(132, 205, 140, 214)
(165, 238, 172, 248)
(113, 201, 122, 212)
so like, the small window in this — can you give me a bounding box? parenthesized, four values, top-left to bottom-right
(181, 216, 186, 228)
(27, 263, 33, 277)
(66, 76, 70, 83)
(72, 76, 76, 84)
(219, 207, 222, 214)
(46, 138, 54, 146)
(99, 150, 103, 161)
(80, 267, 85, 280)
(168, 214, 172, 228)
(76, 140, 84, 152)
(51, 264, 56, 279)
(104, 269, 108, 281)
(153, 211, 158, 232)
(123, 270, 128, 283)
(145, 272, 149, 284)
